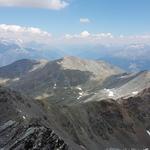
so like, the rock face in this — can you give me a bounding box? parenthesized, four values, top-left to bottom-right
(1, 86, 150, 150)
(0, 121, 68, 150)
(45, 88, 150, 150)
(0, 86, 70, 150)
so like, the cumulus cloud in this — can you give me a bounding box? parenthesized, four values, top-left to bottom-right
(80, 31, 90, 38)
(64, 31, 150, 47)
(0, 24, 52, 44)
(0, 0, 69, 10)
(80, 18, 90, 24)
(64, 31, 114, 43)
(65, 31, 91, 39)
(1, 24, 150, 50)
(65, 31, 113, 39)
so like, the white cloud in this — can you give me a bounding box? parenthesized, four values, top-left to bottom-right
(80, 18, 90, 24)
(92, 33, 114, 39)
(48, 0, 69, 10)
(63, 31, 150, 48)
(1, 24, 150, 53)
(0, 24, 150, 65)
(0, 0, 69, 10)
(0, 24, 52, 44)
(64, 31, 114, 41)
(64, 32, 88, 40)
(80, 31, 90, 38)
(0, 24, 50, 36)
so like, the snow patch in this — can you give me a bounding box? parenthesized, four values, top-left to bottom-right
(76, 87, 82, 91)
(132, 91, 139, 95)
(77, 96, 82, 100)
(146, 130, 150, 136)
(53, 83, 57, 89)
(76, 87, 84, 99)
(104, 88, 114, 97)
(79, 92, 84, 96)
(12, 78, 20, 82)
(23, 116, 26, 119)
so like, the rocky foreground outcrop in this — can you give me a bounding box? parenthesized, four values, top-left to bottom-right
(0, 120, 68, 150)
(0, 85, 150, 150)
(0, 86, 69, 150)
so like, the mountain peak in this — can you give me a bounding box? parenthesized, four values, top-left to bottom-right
(58, 56, 123, 79)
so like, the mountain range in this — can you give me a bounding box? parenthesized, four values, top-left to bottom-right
(0, 39, 150, 71)
(0, 56, 150, 150)
(0, 57, 149, 104)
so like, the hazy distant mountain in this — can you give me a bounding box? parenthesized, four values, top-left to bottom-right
(98, 56, 150, 72)
(0, 40, 64, 67)
(0, 39, 149, 71)
(62, 44, 150, 71)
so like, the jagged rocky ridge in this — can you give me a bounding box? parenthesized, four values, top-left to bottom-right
(0, 86, 75, 150)
(0, 121, 68, 150)
(0, 85, 150, 149)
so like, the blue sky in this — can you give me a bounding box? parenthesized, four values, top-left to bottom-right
(0, 0, 150, 36)
(0, 0, 149, 70)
